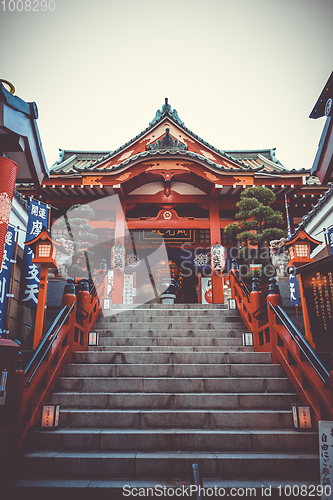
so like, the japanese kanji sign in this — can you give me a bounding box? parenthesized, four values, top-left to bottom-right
(319, 421, 333, 499)
(139, 229, 194, 243)
(123, 274, 134, 305)
(0, 226, 16, 336)
(19, 200, 49, 309)
(289, 274, 299, 306)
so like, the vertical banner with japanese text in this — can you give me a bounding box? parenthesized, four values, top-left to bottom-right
(0, 226, 16, 336)
(19, 200, 49, 308)
(319, 421, 333, 500)
(289, 274, 299, 306)
(123, 274, 134, 305)
(328, 227, 333, 256)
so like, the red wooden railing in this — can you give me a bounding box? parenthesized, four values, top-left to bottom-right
(230, 263, 333, 427)
(13, 270, 107, 447)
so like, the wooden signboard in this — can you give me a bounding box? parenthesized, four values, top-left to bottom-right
(299, 255, 333, 346)
(139, 229, 195, 243)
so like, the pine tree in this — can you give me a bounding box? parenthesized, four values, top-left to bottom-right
(53, 204, 98, 278)
(224, 186, 286, 280)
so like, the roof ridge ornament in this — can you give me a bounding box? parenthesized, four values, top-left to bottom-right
(147, 128, 188, 152)
(149, 97, 184, 126)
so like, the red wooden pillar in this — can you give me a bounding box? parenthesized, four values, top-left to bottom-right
(209, 202, 224, 303)
(32, 265, 49, 350)
(112, 201, 125, 304)
(0, 156, 17, 264)
(266, 278, 282, 364)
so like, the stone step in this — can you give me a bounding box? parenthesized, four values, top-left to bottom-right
(55, 377, 293, 394)
(98, 313, 242, 321)
(100, 308, 240, 316)
(94, 328, 245, 338)
(17, 301, 317, 491)
(12, 477, 322, 500)
(62, 363, 286, 379)
(33, 429, 317, 453)
(95, 321, 244, 329)
(19, 450, 319, 480)
(49, 392, 299, 410)
(107, 304, 229, 309)
(97, 337, 243, 347)
(71, 351, 272, 365)
(87, 345, 253, 353)
(58, 409, 294, 430)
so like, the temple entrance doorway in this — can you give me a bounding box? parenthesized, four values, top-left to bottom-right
(178, 271, 198, 304)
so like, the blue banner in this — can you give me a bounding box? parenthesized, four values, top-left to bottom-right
(0, 226, 16, 336)
(19, 200, 49, 308)
(289, 274, 299, 306)
(327, 227, 333, 255)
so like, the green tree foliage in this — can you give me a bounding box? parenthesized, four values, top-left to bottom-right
(224, 186, 287, 282)
(224, 186, 286, 247)
(53, 204, 98, 278)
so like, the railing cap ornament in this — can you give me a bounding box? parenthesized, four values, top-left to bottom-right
(231, 259, 238, 270)
(251, 277, 261, 292)
(267, 277, 280, 295)
(64, 277, 75, 295)
(100, 259, 108, 271)
(79, 278, 90, 292)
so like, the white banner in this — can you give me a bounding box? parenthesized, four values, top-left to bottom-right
(123, 274, 134, 305)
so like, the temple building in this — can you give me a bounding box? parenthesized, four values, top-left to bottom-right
(17, 99, 327, 305)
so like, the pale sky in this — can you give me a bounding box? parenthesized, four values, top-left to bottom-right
(1, 0, 332, 172)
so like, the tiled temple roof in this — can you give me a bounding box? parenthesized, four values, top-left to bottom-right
(50, 99, 308, 177)
(292, 183, 333, 238)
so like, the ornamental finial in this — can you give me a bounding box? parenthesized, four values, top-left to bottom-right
(149, 98, 184, 126)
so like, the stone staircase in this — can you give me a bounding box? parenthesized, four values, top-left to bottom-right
(15, 304, 319, 497)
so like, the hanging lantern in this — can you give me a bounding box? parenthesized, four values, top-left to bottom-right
(211, 244, 226, 273)
(111, 243, 126, 271)
(0, 156, 18, 265)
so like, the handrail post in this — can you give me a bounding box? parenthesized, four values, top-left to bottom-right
(230, 259, 238, 299)
(99, 259, 108, 304)
(77, 278, 90, 347)
(250, 277, 265, 350)
(62, 278, 77, 361)
(266, 277, 282, 364)
(192, 463, 203, 500)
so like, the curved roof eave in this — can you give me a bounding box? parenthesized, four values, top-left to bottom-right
(72, 149, 262, 175)
(292, 183, 333, 239)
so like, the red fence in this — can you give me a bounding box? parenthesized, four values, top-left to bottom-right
(230, 265, 333, 427)
(12, 271, 107, 448)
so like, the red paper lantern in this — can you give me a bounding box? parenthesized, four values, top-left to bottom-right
(0, 157, 17, 264)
